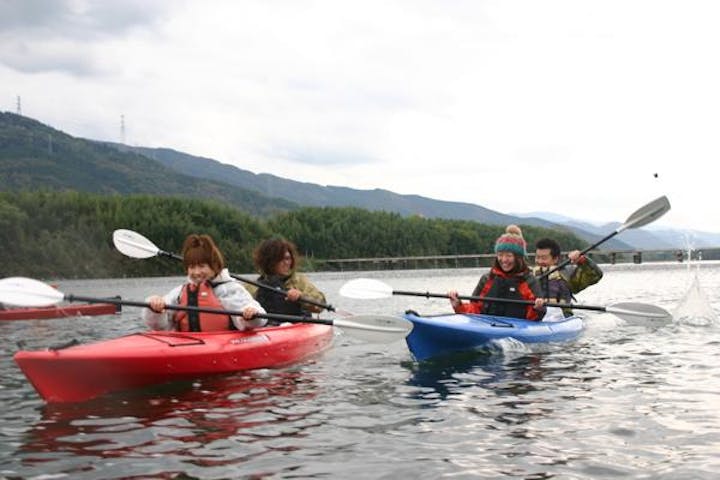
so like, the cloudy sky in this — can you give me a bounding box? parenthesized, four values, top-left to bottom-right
(2, 0, 718, 234)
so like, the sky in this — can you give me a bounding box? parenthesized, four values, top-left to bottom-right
(1, 0, 718, 233)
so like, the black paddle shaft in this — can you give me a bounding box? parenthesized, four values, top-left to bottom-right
(391, 289, 608, 313)
(64, 294, 335, 325)
(228, 273, 335, 312)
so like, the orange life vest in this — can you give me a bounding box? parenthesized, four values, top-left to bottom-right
(174, 281, 235, 332)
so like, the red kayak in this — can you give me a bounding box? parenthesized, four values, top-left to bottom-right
(14, 323, 334, 403)
(0, 302, 120, 321)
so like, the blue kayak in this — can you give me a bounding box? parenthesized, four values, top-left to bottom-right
(404, 311, 585, 361)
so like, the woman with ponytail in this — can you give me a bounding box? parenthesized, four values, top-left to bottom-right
(143, 234, 266, 332)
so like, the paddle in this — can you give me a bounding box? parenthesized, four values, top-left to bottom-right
(538, 195, 671, 279)
(339, 278, 672, 322)
(0, 277, 412, 344)
(112, 229, 335, 312)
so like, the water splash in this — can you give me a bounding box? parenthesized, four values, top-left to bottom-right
(674, 272, 717, 326)
(672, 234, 716, 326)
(679, 232, 704, 269)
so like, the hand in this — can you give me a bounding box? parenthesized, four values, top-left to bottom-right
(448, 290, 461, 308)
(148, 295, 165, 313)
(286, 288, 302, 302)
(568, 250, 585, 264)
(242, 307, 258, 320)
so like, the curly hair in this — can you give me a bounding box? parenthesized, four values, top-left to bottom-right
(253, 237, 301, 275)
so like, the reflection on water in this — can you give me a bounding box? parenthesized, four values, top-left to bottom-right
(404, 342, 582, 406)
(403, 348, 522, 401)
(18, 369, 322, 478)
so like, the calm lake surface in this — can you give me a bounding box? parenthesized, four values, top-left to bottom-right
(1, 262, 719, 479)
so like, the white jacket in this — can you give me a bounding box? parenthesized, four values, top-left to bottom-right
(143, 268, 267, 331)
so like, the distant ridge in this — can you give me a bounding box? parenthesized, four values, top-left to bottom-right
(0, 112, 296, 217)
(113, 146, 540, 224)
(518, 211, 720, 249)
(118, 145, 636, 250)
(1, 111, 684, 249)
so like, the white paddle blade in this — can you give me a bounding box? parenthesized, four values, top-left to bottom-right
(0, 277, 64, 307)
(333, 315, 413, 343)
(621, 196, 671, 231)
(112, 229, 160, 259)
(339, 278, 394, 300)
(607, 302, 672, 323)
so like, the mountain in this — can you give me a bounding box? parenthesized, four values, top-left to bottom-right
(111, 145, 547, 224)
(642, 227, 720, 250)
(0, 111, 663, 251)
(0, 112, 296, 217)
(113, 145, 634, 250)
(518, 211, 720, 249)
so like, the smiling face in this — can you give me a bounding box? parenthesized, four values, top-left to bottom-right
(534, 248, 557, 267)
(187, 263, 216, 285)
(181, 234, 225, 282)
(253, 238, 301, 277)
(274, 250, 294, 276)
(496, 251, 517, 272)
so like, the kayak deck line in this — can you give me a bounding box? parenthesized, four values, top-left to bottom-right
(138, 332, 208, 347)
(137, 325, 299, 346)
(488, 321, 514, 328)
(405, 310, 516, 328)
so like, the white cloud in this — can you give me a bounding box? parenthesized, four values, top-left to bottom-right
(2, 0, 719, 232)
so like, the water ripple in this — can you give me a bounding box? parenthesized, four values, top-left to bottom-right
(1, 266, 720, 478)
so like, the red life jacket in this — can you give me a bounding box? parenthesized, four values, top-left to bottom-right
(174, 281, 235, 332)
(456, 268, 539, 320)
(478, 270, 537, 320)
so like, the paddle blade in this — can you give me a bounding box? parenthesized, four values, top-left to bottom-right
(0, 277, 64, 307)
(112, 229, 160, 259)
(333, 315, 413, 343)
(606, 302, 673, 323)
(620, 196, 671, 231)
(339, 278, 393, 300)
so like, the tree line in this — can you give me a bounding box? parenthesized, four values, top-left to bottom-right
(0, 191, 587, 279)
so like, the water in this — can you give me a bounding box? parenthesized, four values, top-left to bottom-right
(1, 263, 719, 479)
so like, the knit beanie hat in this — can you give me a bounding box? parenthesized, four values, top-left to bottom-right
(494, 224, 527, 256)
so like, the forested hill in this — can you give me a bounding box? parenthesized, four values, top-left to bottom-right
(112, 144, 633, 250)
(0, 191, 587, 279)
(120, 144, 543, 226)
(0, 111, 632, 252)
(0, 112, 296, 217)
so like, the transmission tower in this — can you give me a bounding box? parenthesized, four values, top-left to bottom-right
(120, 114, 126, 144)
(16, 96, 21, 115)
